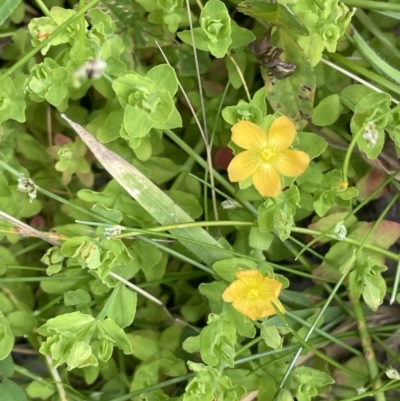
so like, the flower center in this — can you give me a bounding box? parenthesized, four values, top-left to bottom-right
(247, 288, 259, 300)
(260, 147, 277, 163)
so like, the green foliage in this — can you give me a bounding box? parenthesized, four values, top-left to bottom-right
(37, 311, 132, 370)
(112, 64, 182, 144)
(1, 0, 400, 400)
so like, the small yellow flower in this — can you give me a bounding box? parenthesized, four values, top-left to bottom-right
(337, 181, 348, 191)
(227, 116, 310, 197)
(222, 269, 285, 320)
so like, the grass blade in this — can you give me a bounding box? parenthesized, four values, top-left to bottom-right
(61, 114, 231, 266)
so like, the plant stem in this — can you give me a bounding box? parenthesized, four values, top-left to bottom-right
(34, 0, 52, 17)
(347, 192, 400, 401)
(79, 0, 86, 64)
(355, 10, 400, 60)
(328, 52, 400, 98)
(342, 0, 400, 12)
(351, 296, 386, 401)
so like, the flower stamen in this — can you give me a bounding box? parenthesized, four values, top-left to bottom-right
(261, 147, 277, 163)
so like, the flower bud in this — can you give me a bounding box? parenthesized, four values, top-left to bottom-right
(362, 122, 378, 147)
(17, 175, 37, 202)
(334, 222, 347, 240)
(277, 389, 294, 401)
(386, 367, 400, 380)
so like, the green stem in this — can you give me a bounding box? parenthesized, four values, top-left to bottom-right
(165, 129, 235, 195)
(81, 218, 400, 263)
(390, 257, 400, 305)
(0, 0, 101, 82)
(275, 270, 351, 394)
(347, 28, 400, 84)
(348, 192, 400, 401)
(327, 52, 400, 97)
(79, 0, 86, 63)
(170, 139, 205, 190)
(352, 297, 386, 401)
(34, 0, 52, 17)
(342, 0, 400, 11)
(342, 126, 364, 183)
(355, 10, 400, 60)
(292, 227, 399, 261)
(277, 310, 367, 380)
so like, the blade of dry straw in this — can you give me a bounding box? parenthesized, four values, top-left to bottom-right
(61, 115, 231, 265)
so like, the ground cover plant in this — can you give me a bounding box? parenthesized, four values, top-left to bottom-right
(1, 0, 400, 400)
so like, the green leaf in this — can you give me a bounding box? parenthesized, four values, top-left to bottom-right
(0, 378, 27, 401)
(0, 354, 14, 377)
(226, 51, 247, 89)
(293, 366, 334, 401)
(66, 341, 98, 370)
(97, 319, 133, 355)
(177, 28, 210, 52)
(37, 311, 95, 337)
(237, 1, 309, 36)
(213, 258, 257, 282)
(146, 64, 178, 97)
(0, 0, 22, 25)
(351, 92, 390, 160)
(166, 190, 203, 219)
(0, 313, 14, 360)
(26, 381, 56, 400)
(263, 31, 315, 130)
(222, 101, 263, 126)
(0, 77, 26, 125)
(199, 318, 236, 368)
(340, 84, 374, 111)
(312, 94, 343, 126)
(249, 226, 274, 251)
(179, 0, 232, 58)
(64, 289, 92, 306)
(297, 132, 327, 159)
(182, 336, 200, 354)
(261, 325, 282, 349)
(352, 29, 400, 85)
(128, 332, 160, 360)
(229, 25, 255, 49)
(107, 284, 137, 328)
(7, 311, 37, 336)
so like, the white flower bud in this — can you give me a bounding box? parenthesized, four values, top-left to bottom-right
(362, 122, 378, 147)
(356, 387, 367, 395)
(386, 367, 400, 380)
(221, 199, 240, 210)
(17, 175, 37, 202)
(334, 222, 347, 240)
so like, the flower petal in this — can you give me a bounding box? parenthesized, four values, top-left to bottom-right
(232, 298, 259, 320)
(273, 149, 310, 177)
(222, 280, 249, 302)
(235, 269, 264, 286)
(259, 277, 283, 298)
(267, 116, 296, 150)
(252, 165, 281, 197)
(227, 151, 260, 182)
(231, 120, 268, 151)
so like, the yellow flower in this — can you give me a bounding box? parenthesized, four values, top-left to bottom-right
(222, 269, 285, 320)
(227, 116, 310, 197)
